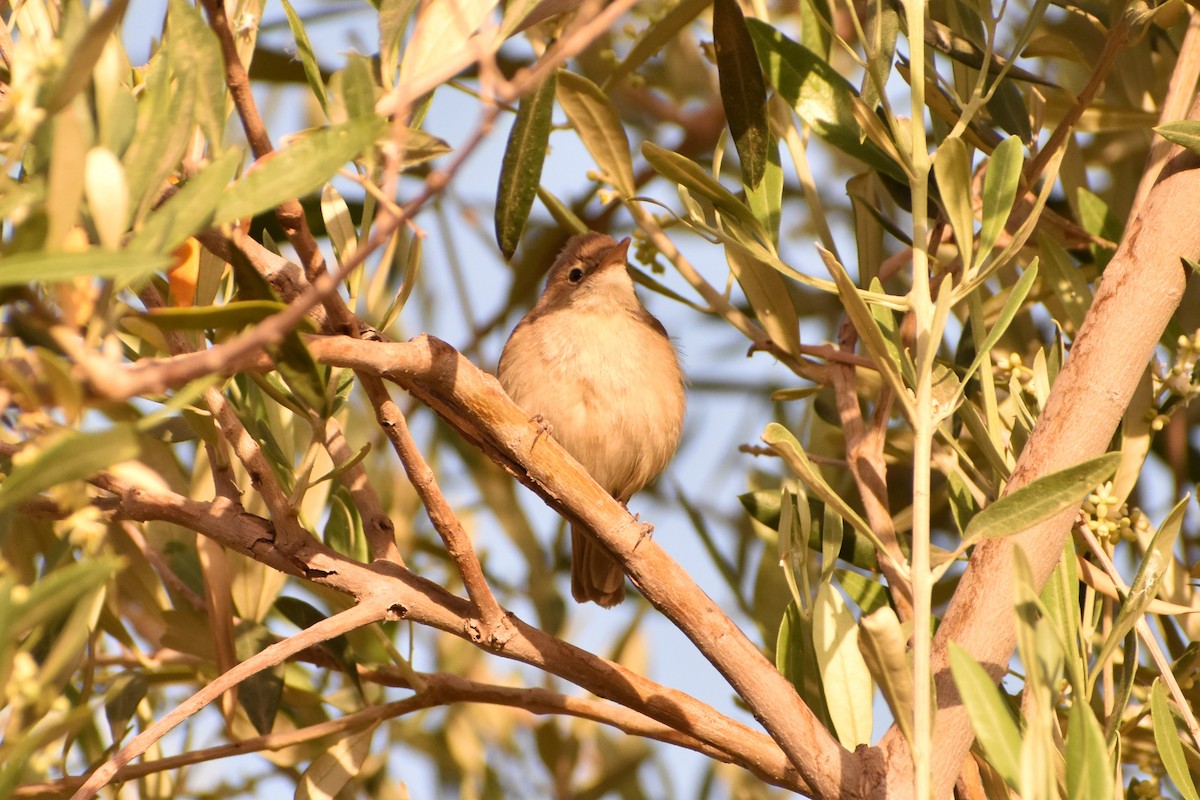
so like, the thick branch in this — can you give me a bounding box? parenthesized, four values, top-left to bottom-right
(877, 97, 1199, 798)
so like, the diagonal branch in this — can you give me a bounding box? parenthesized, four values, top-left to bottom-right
(69, 599, 392, 799)
(305, 334, 851, 796)
(98, 477, 809, 791)
(876, 86, 1200, 800)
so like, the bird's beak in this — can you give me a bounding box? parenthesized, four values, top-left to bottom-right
(600, 237, 632, 270)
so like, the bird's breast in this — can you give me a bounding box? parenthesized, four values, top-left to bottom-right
(498, 309, 685, 498)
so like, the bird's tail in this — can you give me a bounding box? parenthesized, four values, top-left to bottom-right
(570, 525, 626, 607)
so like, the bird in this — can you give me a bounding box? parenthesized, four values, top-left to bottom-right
(498, 232, 686, 607)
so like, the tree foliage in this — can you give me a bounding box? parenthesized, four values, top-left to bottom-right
(3, 0, 1200, 797)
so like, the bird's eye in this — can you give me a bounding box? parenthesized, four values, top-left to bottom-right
(567, 267, 585, 284)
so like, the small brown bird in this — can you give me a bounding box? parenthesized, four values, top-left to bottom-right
(498, 232, 686, 607)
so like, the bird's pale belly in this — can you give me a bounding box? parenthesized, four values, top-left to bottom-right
(499, 310, 684, 499)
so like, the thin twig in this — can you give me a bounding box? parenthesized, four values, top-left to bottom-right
(69, 600, 392, 799)
(1075, 522, 1200, 750)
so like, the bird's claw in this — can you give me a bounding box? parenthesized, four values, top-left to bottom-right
(633, 514, 654, 550)
(531, 414, 553, 449)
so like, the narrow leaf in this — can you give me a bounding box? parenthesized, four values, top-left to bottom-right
(1151, 680, 1200, 800)
(641, 142, 767, 240)
(0, 426, 141, 513)
(297, 725, 378, 800)
(949, 643, 1022, 787)
(746, 19, 902, 178)
(496, 71, 557, 258)
(1155, 120, 1200, 155)
(952, 261, 1038, 403)
(813, 583, 873, 747)
(713, 0, 769, 188)
(279, 0, 329, 114)
(776, 602, 833, 729)
(725, 243, 800, 356)
(859, 607, 914, 746)
(0, 251, 168, 287)
(129, 149, 242, 253)
(763, 423, 897, 564)
(1066, 695, 1113, 800)
(1091, 496, 1190, 680)
(962, 453, 1120, 543)
(977, 135, 1024, 263)
(556, 70, 636, 196)
(212, 117, 385, 225)
(932, 138, 974, 265)
(321, 183, 358, 267)
(43, 0, 130, 115)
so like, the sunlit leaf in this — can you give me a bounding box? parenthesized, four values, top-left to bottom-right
(747, 19, 902, 178)
(1066, 693, 1113, 800)
(297, 724, 378, 800)
(933, 138, 974, 265)
(859, 607, 914, 746)
(556, 70, 636, 197)
(813, 582, 873, 747)
(279, 0, 329, 114)
(0, 426, 142, 513)
(1151, 680, 1200, 800)
(212, 117, 386, 225)
(977, 136, 1024, 264)
(949, 643, 1021, 787)
(962, 453, 1120, 543)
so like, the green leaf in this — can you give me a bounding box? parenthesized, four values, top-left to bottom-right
(817, 248, 911, 411)
(0, 250, 169, 288)
(1065, 694, 1113, 800)
(234, 621, 285, 736)
(952, 261, 1038, 403)
(141, 300, 317, 331)
(746, 19, 902, 179)
(279, 0, 329, 115)
(933, 137, 974, 265)
(1037, 234, 1091, 332)
(1040, 539, 1086, 695)
(495, 71, 557, 258)
(297, 725, 378, 800)
(949, 642, 1022, 788)
(105, 672, 149, 744)
(641, 141, 767, 241)
(725, 242, 800, 356)
(812, 582, 873, 747)
(1155, 120, 1200, 155)
(713, 0, 769, 188)
(212, 117, 386, 225)
(227, 252, 329, 417)
(1151, 680, 1200, 800)
(556, 70, 636, 197)
(745, 132, 783, 242)
(776, 602, 833, 729)
(166, 0, 225, 146)
(122, 49, 196, 225)
(1091, 496, 1190, 682)
(962, 453, 1120, 543)
(321, 183, 358, 268)
(763, 423, 896, 563)
(977, 138, 1024, 265)
(0, 426, 141, 513)
(129, 149, 242, 253)
(858, 607, 914, 746)
(43, 0, 130, 115)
